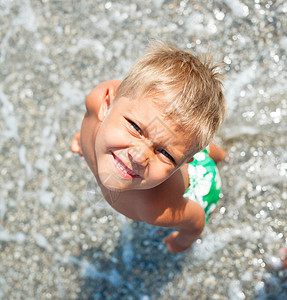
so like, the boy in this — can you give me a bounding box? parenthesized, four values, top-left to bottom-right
(71, 42, 226, 253)
(279, 247, 287, 269)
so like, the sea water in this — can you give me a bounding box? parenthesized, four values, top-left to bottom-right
(0, 0, 286, 299)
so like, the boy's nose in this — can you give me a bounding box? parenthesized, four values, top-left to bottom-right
(128, 146, 150, 167)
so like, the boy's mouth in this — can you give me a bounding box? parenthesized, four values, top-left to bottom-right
(111, 152, 141, 179)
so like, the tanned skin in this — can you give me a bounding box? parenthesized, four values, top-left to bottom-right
(71, 80, 226, 253)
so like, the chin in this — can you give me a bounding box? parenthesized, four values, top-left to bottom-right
(98, 172, 129, 191)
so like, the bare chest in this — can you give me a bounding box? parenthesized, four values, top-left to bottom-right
(100, 186, 144, 221)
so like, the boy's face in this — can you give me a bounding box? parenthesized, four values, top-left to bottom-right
(93, 95, 194, 191)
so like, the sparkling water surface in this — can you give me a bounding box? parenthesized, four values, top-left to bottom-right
(0, 0, 287, 299)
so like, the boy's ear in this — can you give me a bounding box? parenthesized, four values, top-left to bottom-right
(98, 88, 116, 122)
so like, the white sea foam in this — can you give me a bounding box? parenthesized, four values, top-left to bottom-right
(192, 226, 264, 265)
(40, 191, 54, 207)
(140, 295, 150, 300)
(59, 82, 85, 107)
(0, 230, 26, 244)
(223, 0, 249, 18)
(254, 273, 284, 300)
(263, 253, 282, 269)
(0, 29, 13, 63)
(119, 215, 134, 269)
(68, 38, 106, 60)
(241, 271, 252, 282)
(224, 125, 260, 140)
(185, 13, 204, 35)
(0, 196, 7, 220)
(19, 145, 33, 179)
(69, 257, 122, 287)
(32, 232, 52, 251)
(0, 275, 7, 299)
(60, 191, 75, 209)
(254, 281, 266, 300)
(279, 36, 287, 49)
(1, 1, 287, 299)
(12, 0, 38, 32)
(228, 280, 246, 300)
(258, 164, 285, 186)
(153, 0, 165, 8)
(35, 158, 50, 174)
(224, 64, 258, 112)
(0, 85, 18, 146)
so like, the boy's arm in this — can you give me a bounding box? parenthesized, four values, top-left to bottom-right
(137, 170, 205, 253)
(158, 198, 205, 253)
(71, 130, 83, 156)
(208, 142, 226, 164)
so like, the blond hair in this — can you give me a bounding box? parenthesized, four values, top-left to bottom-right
(116, 41, 226, 155)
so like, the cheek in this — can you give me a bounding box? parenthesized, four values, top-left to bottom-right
(149, 163, 174, 183)
(96, 123, 129, 153)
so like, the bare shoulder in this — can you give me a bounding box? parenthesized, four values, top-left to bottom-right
(85, 80, 122, 114)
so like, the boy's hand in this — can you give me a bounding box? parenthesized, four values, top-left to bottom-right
(209, 142, 226, 164)
(279, 247, 287, 269)
(163, 231, 193, 253)
(71, 131, 83, 156)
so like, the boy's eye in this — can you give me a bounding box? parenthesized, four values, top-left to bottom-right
(128, 120, 143, 135)
(159, 149, 175, 163)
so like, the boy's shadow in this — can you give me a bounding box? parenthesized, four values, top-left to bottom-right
(254, 267, 287, 299)
(72, 218, 188, 300)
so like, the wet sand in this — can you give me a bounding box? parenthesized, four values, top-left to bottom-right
(0, 0, 287, 299)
